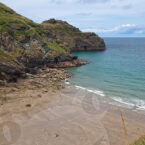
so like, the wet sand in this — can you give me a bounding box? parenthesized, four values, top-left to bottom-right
(0, 79, 145, 145)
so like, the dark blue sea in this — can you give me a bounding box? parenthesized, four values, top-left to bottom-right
(67, 38, 145, 110)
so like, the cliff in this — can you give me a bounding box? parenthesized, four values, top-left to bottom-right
(0, 3, 105, 83)
(42, 19, 106, 51)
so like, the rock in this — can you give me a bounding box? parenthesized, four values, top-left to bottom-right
(55, 133, 59, 137)
(50, 59, 88, 68)
(42, 19, 106, 51)
(26, 104, 31, 107)
(25, 73, 34, 79)
(38, 94, 42, 98)
(7, 77, 17, 83)
(0, 80, 7, 86)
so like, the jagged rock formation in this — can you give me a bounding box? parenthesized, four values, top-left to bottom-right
(0, 3, 105, 83)
(42, 19, 106, 51)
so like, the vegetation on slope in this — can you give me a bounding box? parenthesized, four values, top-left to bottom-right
(131, 136, 145, 145)
(42, 19, 106, 51)
(0, 2, 66, 55)
(0, 2, 105, 56)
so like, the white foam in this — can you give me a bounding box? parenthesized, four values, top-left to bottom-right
(112, 96, 145, 111)
(134, 99, 145, 111)
(65, 81, 70, 85)
(75, 85, 105, 97)
(64, 81, 145, 112)
(64, 80, 105, 97)
(137, 106, 145, 111)
(64, 79, 70, 85)
(112, 97, 135, 107)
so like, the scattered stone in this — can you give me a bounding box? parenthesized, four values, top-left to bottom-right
(43, 90, 48, 93)
(11, 88, 18, 92)
(26, 73, 34, 79)
(26, 104, 31, 107)
(38, 94, 42, 98)
(55, 134, 59, 137)
(0, 80, 7, 86)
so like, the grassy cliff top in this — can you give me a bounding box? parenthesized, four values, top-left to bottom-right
(42, 19, 81, 35)
(42, 19, 105, 51)
(0, 2, 105, 53)
(0, 3, 67, 54)
(42, 18, 99, 38)
(0, 3, 42, 32)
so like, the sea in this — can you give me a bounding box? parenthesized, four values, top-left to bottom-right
(66, 38, 145, 111)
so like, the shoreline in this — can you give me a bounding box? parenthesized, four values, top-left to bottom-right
(0, 71, 145, 145)
(0, 68, 70, 114)
(66, 80, 145, 114)
(0, 58, 88, 86)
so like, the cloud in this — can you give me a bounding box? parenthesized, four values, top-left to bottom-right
(83, 24, 136, 33)
(135, 30, 145, 34)
(111, 3, 132, 10)
(122, 4, 132, 9)
(80, 0, 110, 3)
(75, 12, 93, 16)
(82, 24, 145, 35)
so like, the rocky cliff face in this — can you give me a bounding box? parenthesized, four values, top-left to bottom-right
(42, 19, 106, 51)
(0, 3, 105, 83)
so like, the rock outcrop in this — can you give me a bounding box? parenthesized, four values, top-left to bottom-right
(42, 19, 106, 51)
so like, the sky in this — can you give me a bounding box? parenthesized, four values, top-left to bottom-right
(0, 0, 145, 37)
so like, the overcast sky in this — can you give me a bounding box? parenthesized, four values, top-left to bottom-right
(1, 0, 145, 37)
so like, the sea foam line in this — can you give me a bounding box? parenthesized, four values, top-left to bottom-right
(75, 85, 105, 97)
(112, 97, 134, 107)
(64, 79, 105, 97)
(64, 80, 145, 111)
(112, 97, 145, 111)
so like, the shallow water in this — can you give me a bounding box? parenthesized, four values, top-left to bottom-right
(67, 37, 145, 110)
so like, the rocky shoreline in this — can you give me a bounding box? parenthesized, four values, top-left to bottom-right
(0, 58, 87, 86)
(0, 67, 71, 107)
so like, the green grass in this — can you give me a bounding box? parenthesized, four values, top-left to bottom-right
(0, 48, 23, 65)
(0, 3, 45, 36)
(0, 3, 14, 14)
(132, 136, 145, 145)
(47, 42, 66, 53)
(0, 48, 16, 60)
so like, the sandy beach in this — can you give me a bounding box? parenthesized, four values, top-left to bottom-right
(0, 70, 145, 145)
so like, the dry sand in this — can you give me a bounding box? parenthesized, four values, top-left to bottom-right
(0, 70, 145, 145)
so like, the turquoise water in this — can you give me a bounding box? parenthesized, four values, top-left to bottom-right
(68, 38, 145, 109)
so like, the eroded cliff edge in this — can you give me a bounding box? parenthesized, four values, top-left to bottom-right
(0, 3, 106, 84)
(42, 19, 106, 51)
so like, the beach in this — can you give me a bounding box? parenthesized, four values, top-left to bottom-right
(0, 2, 144, 145)
(0, 70, 145, 145)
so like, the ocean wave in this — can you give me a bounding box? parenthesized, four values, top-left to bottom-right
(64, 79, 105, 96)
(75, 85, 105, 97)
(112, 97, 134, 107)
(112, 96, 145, 111)
(64, 80, 145, 111)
